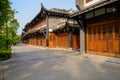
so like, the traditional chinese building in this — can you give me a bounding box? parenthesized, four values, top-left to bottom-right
(21, 4, 80, 49)
(72, 0, 120, 57)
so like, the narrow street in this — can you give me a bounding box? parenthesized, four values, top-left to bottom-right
(1, 44, 120, 80)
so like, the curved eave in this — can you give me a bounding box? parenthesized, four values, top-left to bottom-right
(27, 3, 48, 29)
(41, 3, 70, 17)
(53, 22, 79, 32)
(24, 3, 72, 31)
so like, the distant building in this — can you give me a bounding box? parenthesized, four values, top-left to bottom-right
(21, 4, 80, 49)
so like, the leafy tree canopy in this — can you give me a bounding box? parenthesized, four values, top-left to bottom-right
(0, 0, 20, 49)
(0, 0, 11, 27)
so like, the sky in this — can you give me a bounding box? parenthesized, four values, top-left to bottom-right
(10, 0, 77, 35)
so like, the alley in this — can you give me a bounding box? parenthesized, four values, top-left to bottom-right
(1, 44, 120, 80)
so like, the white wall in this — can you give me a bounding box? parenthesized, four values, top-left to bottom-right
(76, 0, 106, 10)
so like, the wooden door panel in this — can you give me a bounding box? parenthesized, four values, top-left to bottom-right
(107, 24, 113, 53)
(65, 34, 69, 48)
(91, 41, 95, 51)
(96, 41, 100, 52)
(72, 34, 80, 49)
(49, 35, 52, 47)
(99, 41, 103, 52)
(88, 42, 92, 51)
(49, 34, 56, 48)
(87, 20, 120, 57)
(93, 41, 96, 51)
(42, 37, 46, 47)
(108, 40, 113, 53)
(102, 40, 108, 52)
(38, 37, 40, 46)
(113, 40, 120, 53)
(89, 42, 92, 51)
(72, 35, 76, 48)
(53, 35, 56, 47)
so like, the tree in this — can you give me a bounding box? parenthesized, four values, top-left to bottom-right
(0, 0, 20, 49)
(8, 19, 19, 37)
(0, 0, 11, 28)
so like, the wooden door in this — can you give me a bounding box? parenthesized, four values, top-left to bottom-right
(72, 34, 80, 49)
(38, 36, 41, 46)
(96, 26, 102, 52)
(113, 23, 120, 53)
(57, 33, 69, 48)
(42, 36, 46, 47)
(49, 35, 52, 47)
(107, 24, 113, 53)
(87, 19, 120, 57)
(49, 35, 56, 48)
(52, 35, 56, 47)
(102, 26, 108, 52)
(62, 33, 69, 48)
(87, 27, 93, 51)
(93, 27, 97, 51)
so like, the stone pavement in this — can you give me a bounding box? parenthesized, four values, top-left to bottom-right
(0, 44, 120, 80)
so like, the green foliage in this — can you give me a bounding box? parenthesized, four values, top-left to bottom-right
(0, 0, 12, 27)
(0, 34, 20, 50)
(13, 35, 21, 45)
(0, 0, 20, 50)
(0, 34, 13, 50)
(6, 37, 13, 47)
(0, 0, 20, 60)
(0, 49, 12, 60)
(0, 78, 3, 80)
(0, 34, 6, 49)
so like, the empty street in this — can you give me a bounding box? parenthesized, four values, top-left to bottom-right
(1, 44, 120, 80)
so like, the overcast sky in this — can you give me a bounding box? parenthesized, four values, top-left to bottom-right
(10, 0, 77, 35)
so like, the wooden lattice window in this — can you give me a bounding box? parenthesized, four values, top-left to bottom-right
(115, 24, 120, 39)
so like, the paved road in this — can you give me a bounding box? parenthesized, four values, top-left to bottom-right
(1, 44, 120, 80)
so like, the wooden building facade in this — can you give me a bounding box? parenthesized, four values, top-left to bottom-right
(21, 4, 80, 50)
(73, 0, 120, 57)
(53, 21, 80, 49)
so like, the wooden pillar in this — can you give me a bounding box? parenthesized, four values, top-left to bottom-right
(56, 34, 58, 48)
(40, 35, 42, 47)
(46, 15, 49, 47)
(77, 15, 86, 54)
(69, 31, 72, 49)
(36, 33, 38, 46)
